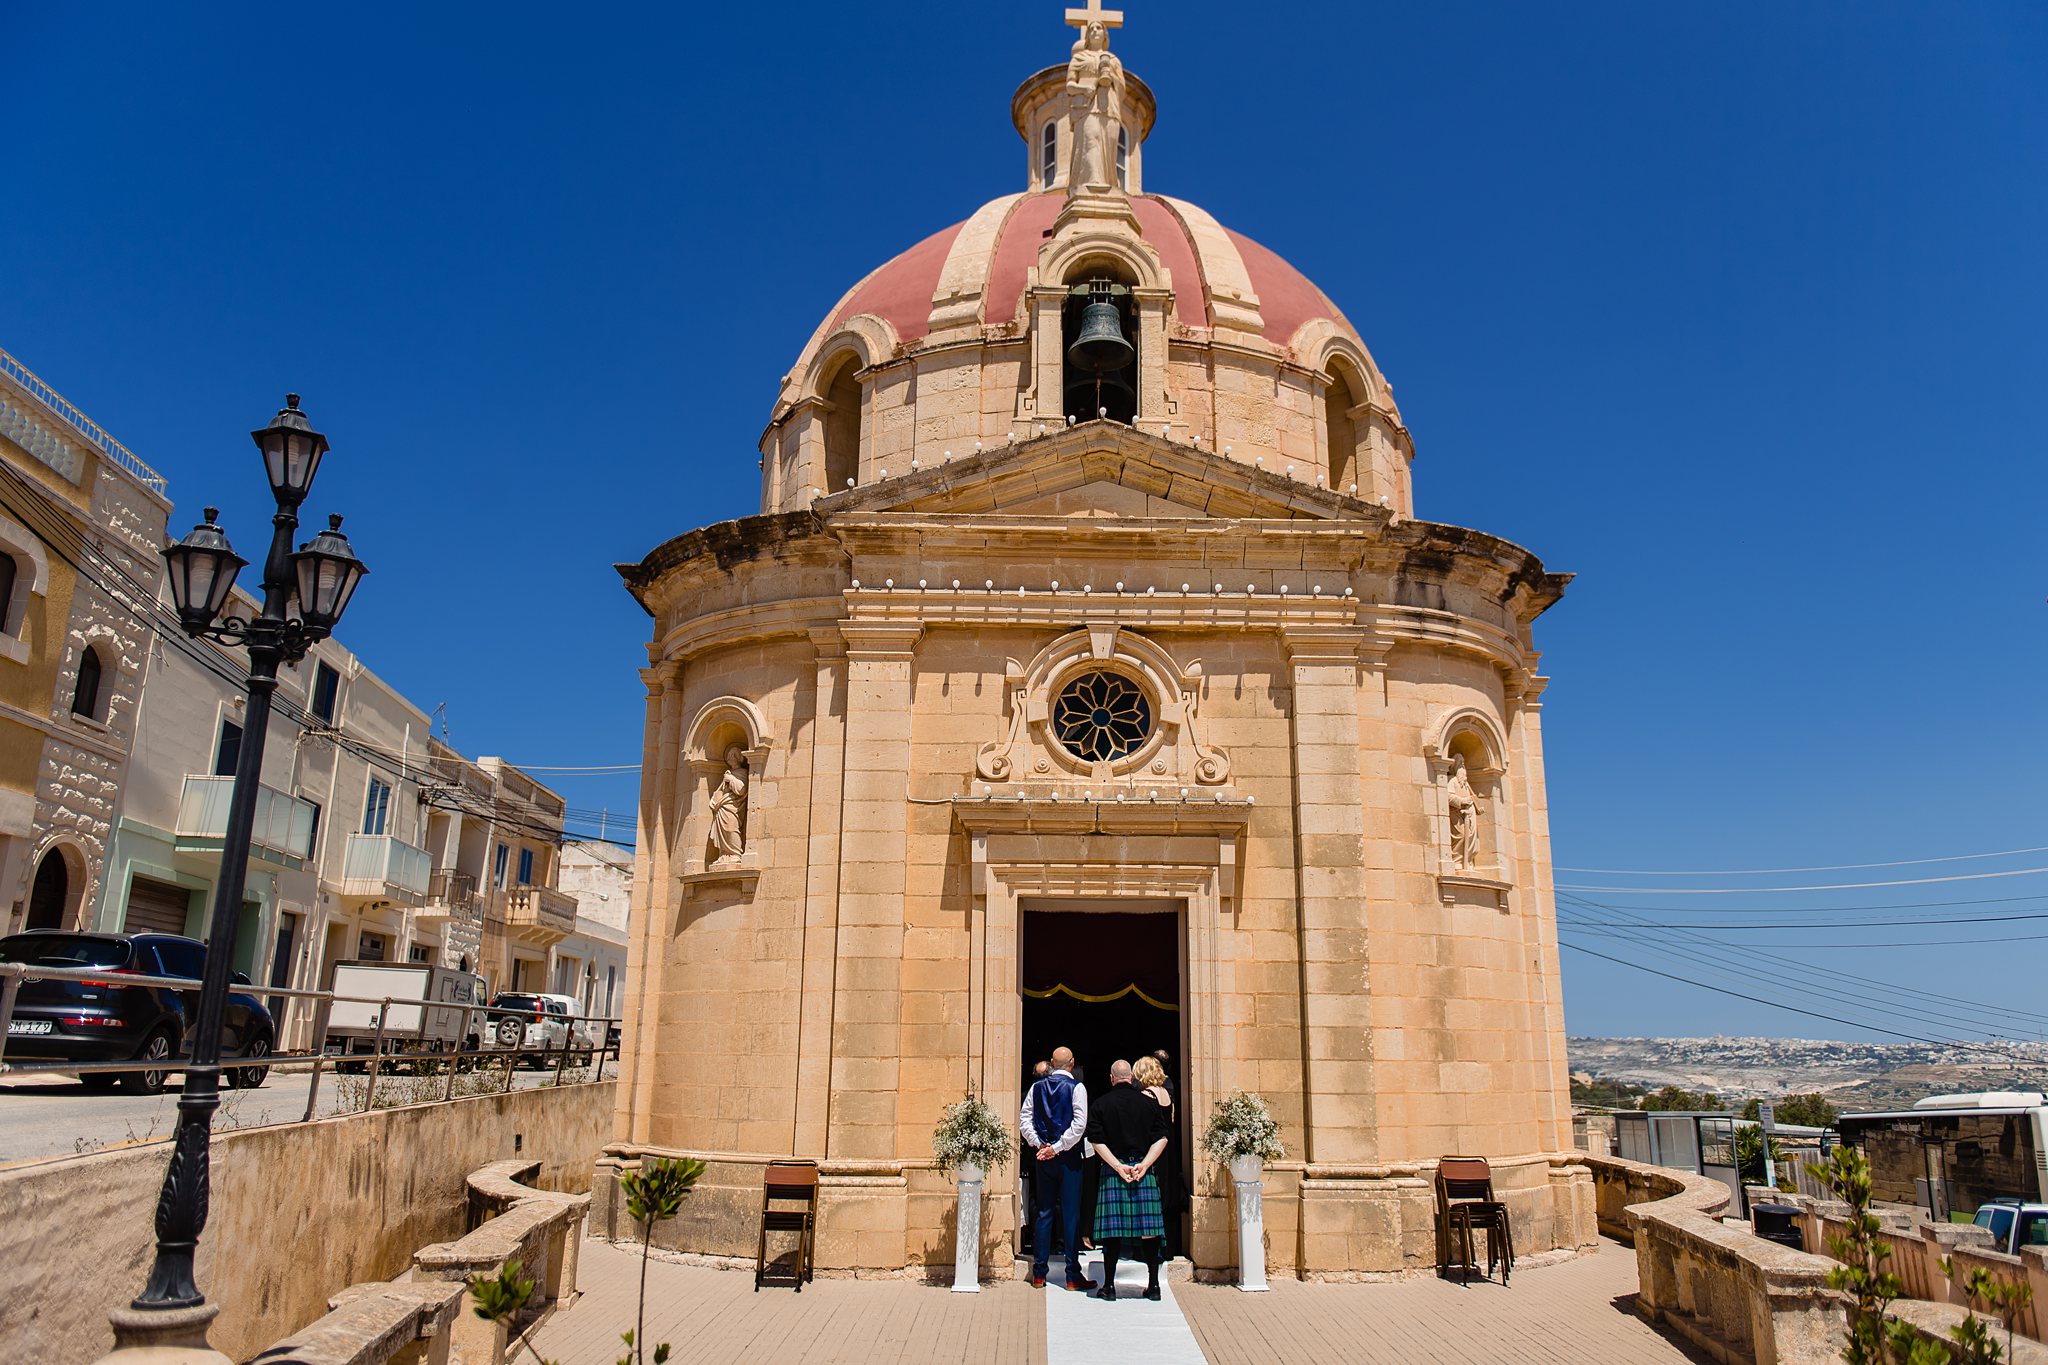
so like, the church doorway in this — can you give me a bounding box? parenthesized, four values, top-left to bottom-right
(1018, 899, 1187, 1257)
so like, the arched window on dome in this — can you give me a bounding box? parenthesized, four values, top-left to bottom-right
(821, 355, 862, 493)
(1041, 121, 1059, 188)
(1116, 127, 1129, 189)
(1323, 362, 1363, 495)
(1061, 272, 1139, 425)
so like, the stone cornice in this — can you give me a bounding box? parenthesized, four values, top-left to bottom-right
(838, 621, 923, 660)
(1360, 604, 1529, 674)
(1279, 625, 1367, 667)
(653, 598, 845, 668)
(841, 587, 1358, 631)
(954, 794, 1250, 839)
(811, 420, 1384, 523)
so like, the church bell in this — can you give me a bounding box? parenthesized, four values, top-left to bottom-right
(1067, 284, 1135, 374)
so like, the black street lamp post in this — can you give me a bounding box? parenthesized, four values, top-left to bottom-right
(130, 394, 366, 1324)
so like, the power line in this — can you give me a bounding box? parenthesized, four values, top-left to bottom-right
(1543, 891, 2048, 916)
(1658, 932, 2048, 950)
(1567, 910, 2048, 930)
(1559, 890, 2048, 1034)
(1557, 866, 2048, 895)
(1558, 916, 2048, 1038)
(1557, 845, 2048, 876)
(1558, 938, 2043, 1054)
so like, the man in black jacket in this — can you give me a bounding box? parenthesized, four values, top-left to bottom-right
(1084, 1059, 1171, 1300)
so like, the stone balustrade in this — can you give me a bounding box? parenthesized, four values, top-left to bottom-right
(248, 1281, 463, 1365)
(242, 1158, 589, 1365)
(1586, 1154, 1846, 1364)
(413, 1159, 592, 1365)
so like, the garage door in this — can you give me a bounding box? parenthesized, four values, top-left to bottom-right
(123, 876, 193, 936)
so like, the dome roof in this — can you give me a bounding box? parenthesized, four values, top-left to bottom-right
(784, 189, 1366, 388)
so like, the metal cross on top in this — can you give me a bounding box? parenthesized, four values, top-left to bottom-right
(1065, 0, 1124, 37)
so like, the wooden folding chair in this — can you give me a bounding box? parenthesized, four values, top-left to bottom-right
(1435, 1155, 1515, 1285)
(755, 1160, 819, 1292)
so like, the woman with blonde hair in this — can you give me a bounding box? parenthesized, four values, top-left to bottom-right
(1131, 1053, 1185, 1258)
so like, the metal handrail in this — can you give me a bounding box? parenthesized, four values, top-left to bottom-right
(0, 961, 623, 1115)
(0, 345, 168, 493)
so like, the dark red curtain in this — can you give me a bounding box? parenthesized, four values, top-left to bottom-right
(1021, 910, 1177, 1007)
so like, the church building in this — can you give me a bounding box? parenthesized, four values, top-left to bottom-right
(607, 6, 1595, 1278)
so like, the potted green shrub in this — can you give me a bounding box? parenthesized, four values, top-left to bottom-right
(1203, 1090, 1282, 1291)
(933, 1093, 1012, 1184)
(1203, 1089, 1285, 1184)
(933, 1095, 1011, 1293)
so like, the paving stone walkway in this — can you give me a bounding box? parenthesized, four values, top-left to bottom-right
(528, 1236, 1707, 1364)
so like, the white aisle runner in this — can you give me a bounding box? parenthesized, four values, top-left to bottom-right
(1043, 1251, 1208, 1365)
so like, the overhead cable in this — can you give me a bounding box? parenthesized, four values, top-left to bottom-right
(1557, 845, 2048, 876)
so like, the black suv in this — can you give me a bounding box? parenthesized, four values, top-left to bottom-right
(0, 930, 275, 1094)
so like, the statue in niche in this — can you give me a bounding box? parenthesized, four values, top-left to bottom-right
(1446, 753, 1482, 871)
(1066, 20, 1125, 194)
(708, 745, 749, 864)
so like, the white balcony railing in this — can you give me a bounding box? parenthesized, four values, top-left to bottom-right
(340, 833, 433, 904)
(175, 775, 317, 865)
(0, 344, 167, 492)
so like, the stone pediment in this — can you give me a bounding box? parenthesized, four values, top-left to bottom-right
(812, 420, 1391, 524)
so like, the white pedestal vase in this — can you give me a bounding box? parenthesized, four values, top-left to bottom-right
(1229, 1153, 1270, 1291)
(951, 1161, 985, 1292)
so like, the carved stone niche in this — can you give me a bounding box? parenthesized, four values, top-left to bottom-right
(1422, 707, 1511, 909)
(678, 695, 769, 895)
(975, 624, 1229, 787)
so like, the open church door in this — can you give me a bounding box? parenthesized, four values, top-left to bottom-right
(1017, 901, 1187, 1260)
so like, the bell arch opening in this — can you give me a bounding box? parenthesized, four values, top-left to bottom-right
(821, 355, 862, 493)
(1323, 360, 1362, 494)
(1061, 270, 1139, 425)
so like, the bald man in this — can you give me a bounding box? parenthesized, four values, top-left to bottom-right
(1086, 1059, 1171, 1300)
(1020, 1045, 1091, 1290)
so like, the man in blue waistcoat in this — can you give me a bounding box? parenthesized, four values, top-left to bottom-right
(1020, 1044, 1091, 1289)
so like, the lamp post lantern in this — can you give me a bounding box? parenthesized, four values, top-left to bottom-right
(109, 393, 366, 1355)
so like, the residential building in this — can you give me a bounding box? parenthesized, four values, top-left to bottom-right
(555, 839, 630, 1023)
(98, 596, 446, 1044)
(0, 347, 171, 935)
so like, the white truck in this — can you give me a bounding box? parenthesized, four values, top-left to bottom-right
(323, 961, 486, 1068)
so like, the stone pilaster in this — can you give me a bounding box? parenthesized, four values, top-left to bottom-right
(622, 661, 679, 1143)
(828, 622, 921, 1160)
(1506, 669, 1569, 1152)
(1282, 626, 1377, 1165)
(793, 629, 847, 1156)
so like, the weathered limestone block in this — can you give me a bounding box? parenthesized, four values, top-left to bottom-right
(248, 1280, 463, 1365)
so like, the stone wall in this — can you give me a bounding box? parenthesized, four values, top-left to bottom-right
(0, 1080, 613, 1363)
(1590, 1154, 1847, 1365)
(1764, 1187, 2048, 1349)
(591, 1145, 1595, 1284)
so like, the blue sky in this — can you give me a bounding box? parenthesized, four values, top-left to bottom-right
(5, 3, 2044, 1043)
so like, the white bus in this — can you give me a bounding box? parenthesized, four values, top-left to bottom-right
(1835, 1091, 2048, 1222)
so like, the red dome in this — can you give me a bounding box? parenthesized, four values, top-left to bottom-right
(821, 191, 1355, 352)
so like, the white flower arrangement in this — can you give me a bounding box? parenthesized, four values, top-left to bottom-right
(1201, 1089, 1285, 1164)
(932, 1093, 1012, 1178)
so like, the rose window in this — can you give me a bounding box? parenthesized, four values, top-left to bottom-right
(1052, 670, 1153, 762)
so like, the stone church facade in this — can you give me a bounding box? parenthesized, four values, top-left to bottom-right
(608, 11, 1595, 1278)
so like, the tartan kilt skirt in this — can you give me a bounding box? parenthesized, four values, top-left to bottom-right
(1094, 1169, 1164, 1239)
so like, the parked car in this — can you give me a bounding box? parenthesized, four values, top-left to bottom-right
(0, 930, 275, 1094)
(482, 991, 599, 1063)
(1971, 1199, 2048, 1255)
